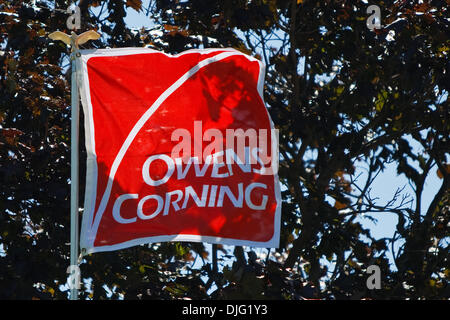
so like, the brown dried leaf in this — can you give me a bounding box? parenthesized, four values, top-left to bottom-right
(126, 0, 142, 12)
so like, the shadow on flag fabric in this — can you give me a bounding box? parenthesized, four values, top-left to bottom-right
(77, 48, 281, 254)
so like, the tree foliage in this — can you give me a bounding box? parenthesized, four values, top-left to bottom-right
(0, 0, 448, 299)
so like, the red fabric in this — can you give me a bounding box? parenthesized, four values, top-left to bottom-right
(81, 49, 280, 251)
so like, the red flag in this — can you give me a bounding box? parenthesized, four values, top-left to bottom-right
(78, 48, 281, 254)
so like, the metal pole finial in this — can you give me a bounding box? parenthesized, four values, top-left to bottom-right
(49, 30, 101, 52)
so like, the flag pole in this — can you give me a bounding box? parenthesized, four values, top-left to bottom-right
(49, 29, 100, 301)
(69, 35, 80, 301)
